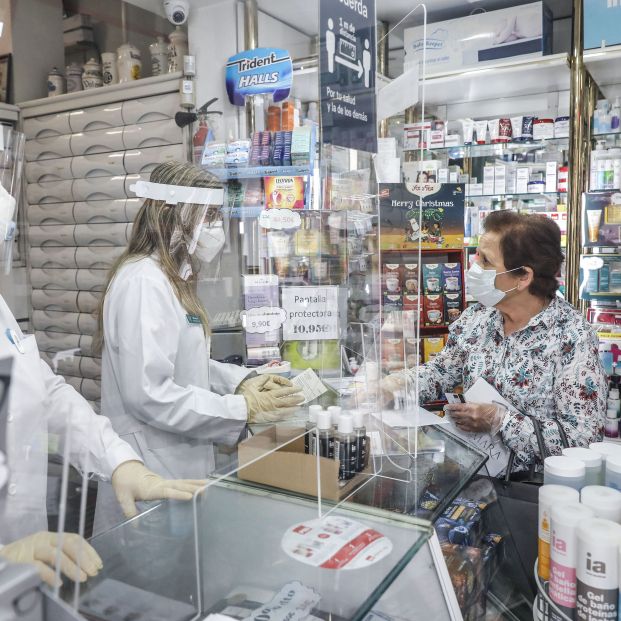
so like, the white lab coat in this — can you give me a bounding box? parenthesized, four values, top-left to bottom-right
(94, 255, 250, 534)
(0, 295, 139, 544)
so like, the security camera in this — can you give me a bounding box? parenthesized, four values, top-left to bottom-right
(163, 0, 189, 26)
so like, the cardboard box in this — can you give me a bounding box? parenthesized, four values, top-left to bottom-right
(584, 0, 621, 50)
(237, 426, 372, 502)
(404, 2, 552, 74)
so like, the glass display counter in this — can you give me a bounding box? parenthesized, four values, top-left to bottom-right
(59, 476, 467, 621)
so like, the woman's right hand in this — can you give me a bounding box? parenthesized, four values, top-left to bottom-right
(239, 375, 304, 423)
(0, 531, 102, 587)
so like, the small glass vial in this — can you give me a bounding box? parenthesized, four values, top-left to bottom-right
(544, 456, 586, 491)
(317, 411, 335, 459)
(305, 405, 322, 455)
(334, 413, 357, 481)
(353, 411, 368, 472)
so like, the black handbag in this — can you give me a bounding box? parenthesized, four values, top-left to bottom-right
(490, 416, 569, 595)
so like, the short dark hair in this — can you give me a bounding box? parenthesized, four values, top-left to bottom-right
(483, 211, 564, 300)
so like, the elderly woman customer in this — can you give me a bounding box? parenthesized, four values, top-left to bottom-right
(384, 210, 606, 471)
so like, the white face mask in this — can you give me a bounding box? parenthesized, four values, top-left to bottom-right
(466, 262, 524, 307)
(194, 221, 225, 263)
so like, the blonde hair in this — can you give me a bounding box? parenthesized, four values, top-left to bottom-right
(94, 161, 221, 354)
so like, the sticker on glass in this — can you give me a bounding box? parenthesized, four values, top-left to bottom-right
(282, 516, 392, 570)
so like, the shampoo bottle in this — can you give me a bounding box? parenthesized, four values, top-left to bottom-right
(317, 411, 335, 459)
(353, 411, 368, 472)
(335, 413, 357, 481)
(305, 405, 323, 455)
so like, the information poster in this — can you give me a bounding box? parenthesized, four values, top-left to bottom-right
(319, 0, 377, 153)
(379, 183, 465, 250)
(281, 286, 339, 341)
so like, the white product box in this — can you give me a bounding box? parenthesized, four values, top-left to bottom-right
(23, 112, 71, 140)
(506, 165, 517, 194)
(26, 158, 73, 183)
(494, 165, 506, 195)
(404, 2, 552, 74)
(27, 202, 75, 225)
(546, 161, 558, 193)
(75, 247, 125, 270)
(438, 168, 449, 183)
(403, 122, 432, 151)
(483, 165, 495, 195)
(444, 134, 462, 147)
(516, 167, 530, 194)
(468, 183, 483, 196)
(449, 172, 459, 183)
(72, 152, 126, 179)
(430, 130, 445, 148)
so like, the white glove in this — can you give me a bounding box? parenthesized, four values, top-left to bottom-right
(443, 402, 508, 434)
(112, 461, 207, 519)
(237, 374, 304, 423)
(0, 532, 102, 587)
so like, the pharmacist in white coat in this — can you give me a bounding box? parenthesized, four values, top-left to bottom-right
(93, 162, 302, 533)
(0, 192, 207, 588)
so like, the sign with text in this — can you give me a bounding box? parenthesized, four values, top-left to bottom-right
(319, 0, 377, 153)
(281, 286, 339, 341)
(226, 47, 292, 106)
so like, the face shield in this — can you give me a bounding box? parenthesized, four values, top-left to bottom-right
(0, 128, 25, 275)
(129, 180, 227, 281)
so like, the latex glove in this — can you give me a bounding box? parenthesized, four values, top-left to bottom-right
(112, 461, 207, 519)
(238, 374, 304, 423)
(0, 532, 102, 587)
(443, 402, 507, 434)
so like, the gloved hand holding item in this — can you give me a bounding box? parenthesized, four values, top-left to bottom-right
(111, 461, 207, 519)
(238, 374, 304, 423)
(0, 532, 102, 587)
(443, 402, 508, 434)
(351, 372, 406, 410)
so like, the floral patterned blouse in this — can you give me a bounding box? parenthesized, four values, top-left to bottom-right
(409, 297, 607, 470)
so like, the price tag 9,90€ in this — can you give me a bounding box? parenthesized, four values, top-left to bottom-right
(241, 306, 287, 334)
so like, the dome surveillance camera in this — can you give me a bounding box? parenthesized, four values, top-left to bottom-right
(163, 0, 189, 26)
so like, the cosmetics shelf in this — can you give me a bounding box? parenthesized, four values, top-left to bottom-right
(204, 164, 313, 181)
(417, 137, 569, 154)
(466, 191, 564, 200)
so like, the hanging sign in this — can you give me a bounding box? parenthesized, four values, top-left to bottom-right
(319, 0, 377, 153)
(281, 286, 339, 341)
(225, 47, 293, 106)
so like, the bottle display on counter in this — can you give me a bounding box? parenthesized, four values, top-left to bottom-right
(353, 411, 368, 473)
(305, 405, 322, 456)
(334, 413, 357, 481)
(580, 485, 621, 522)
(317, 410, 335, 459)
(562, 447, 604, 486)
(544, 456, 586, 491)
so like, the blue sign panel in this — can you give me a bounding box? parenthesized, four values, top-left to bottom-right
(320, 0, 377, 153)
(225, 47, 293, 106)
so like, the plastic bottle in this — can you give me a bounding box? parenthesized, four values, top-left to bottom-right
(612, 98, 621, 133)
(538, 485, 580, 580)
(609, 388, 620, 415)
(581, 485, 621, 521)
(562, 447, 603, 486)
(605, 159, 615, 190)
(328, 406, 342, 430)
(549, 502, 595, 618)
(576, 518, 621, 621)
(543, 456, 586, 491)
(597, 159, 607, 191)
(605, 410, 619, 438)
(590, 441, 621, 465)
(353, 411, 368, 472)
(305, 405, 323, 455)
(317, 411, 335, 459)
(334, 414, 357, 480)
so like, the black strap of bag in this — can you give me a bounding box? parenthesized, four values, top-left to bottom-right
(502, 416, 569, 486)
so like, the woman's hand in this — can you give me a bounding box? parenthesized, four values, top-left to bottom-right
(444, 402, 506, 434)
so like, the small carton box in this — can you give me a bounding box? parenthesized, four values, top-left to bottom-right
(238, 425, 371, 501)
(483, 165, 495, 196)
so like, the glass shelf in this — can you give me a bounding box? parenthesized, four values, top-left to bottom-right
(467, 191, 564, 200)
(204, 164, 313, 180)
(415, 137, 569, 154)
